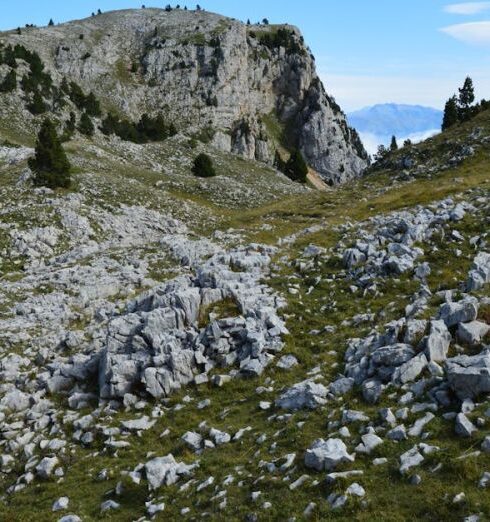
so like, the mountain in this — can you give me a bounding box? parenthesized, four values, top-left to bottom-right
(0, 7, 490, 522)
(0, 8, 367, 184)
(348, 103, 443, 155)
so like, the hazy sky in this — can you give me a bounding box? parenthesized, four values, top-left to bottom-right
(1, 1, 489, 111)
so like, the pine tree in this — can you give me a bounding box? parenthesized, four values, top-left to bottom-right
(2, 46, 17, 68)
(28, 90, 47, 115)
(274, 150, 286, 173)
(192, 153, 216, 177)
(84, 92, 101, 117)
(285, 149, 308, 183)
(60, 77, 69, 94)
(390, 135, 398, 151)
(0, 69, 17, 92)
(61, 111, 76, 141)
(67, 112, 76, 132)
(442, 95, 459, 131)
(28, 119, 71, 189)
(458, 77, 475, 111)
(48, 19, 54, 26)
(374, 144, 388, 162)
(78, 112, 94, 136)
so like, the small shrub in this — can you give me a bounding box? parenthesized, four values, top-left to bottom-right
(192, 153, 216, 178)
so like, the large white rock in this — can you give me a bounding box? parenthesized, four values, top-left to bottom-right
(437, 300, 478, 328)
(457, 321, 490, 346)
(275, 380, 328, 411)
(446, 349, 490, 399)
(424, 320, 451, 363)
(144, 454, 197, 490)
(304, 438, 355, 471)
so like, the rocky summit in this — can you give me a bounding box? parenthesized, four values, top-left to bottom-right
(0, 8, 367, 185)
(0, 5, 489, 522)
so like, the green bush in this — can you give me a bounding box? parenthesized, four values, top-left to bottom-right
(28, 119, 71, 189)
(256, 28, 304, 55)
(192, 153, 216, 178)
(101, 112, 176, 143)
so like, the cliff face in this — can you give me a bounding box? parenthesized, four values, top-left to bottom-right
(1, 8, 368, 183)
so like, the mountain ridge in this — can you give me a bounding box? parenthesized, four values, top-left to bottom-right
(348, 102, 443, 138)
(0, 7, 368, 184)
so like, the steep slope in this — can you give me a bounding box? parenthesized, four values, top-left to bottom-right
(0, 7, 368, 184)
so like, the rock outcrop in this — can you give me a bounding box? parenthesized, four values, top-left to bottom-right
(0, 8, 368, 183)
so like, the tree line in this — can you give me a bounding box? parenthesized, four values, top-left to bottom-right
(442, 77, 490, 131)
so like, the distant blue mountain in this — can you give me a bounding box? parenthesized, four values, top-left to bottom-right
(348, 103, 443, 138)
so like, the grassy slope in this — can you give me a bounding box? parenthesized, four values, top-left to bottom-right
(0, 112, 489, 521)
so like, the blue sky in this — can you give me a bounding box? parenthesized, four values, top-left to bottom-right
(1, 1, 489, 111)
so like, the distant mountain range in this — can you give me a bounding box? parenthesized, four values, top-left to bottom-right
(347, 103, 443, 155)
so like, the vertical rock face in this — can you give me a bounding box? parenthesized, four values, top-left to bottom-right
(2, 8, 368, 183)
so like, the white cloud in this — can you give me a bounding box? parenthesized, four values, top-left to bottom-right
(320, 72, 490, 112)
(440, 21, 490, 45)
(359, 130, 440, 157)
(444, 2, 490, 15)
(321, 74, 447, 111)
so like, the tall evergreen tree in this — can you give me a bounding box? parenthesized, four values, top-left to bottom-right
(285, 149, 308, 183)
(458, 76, 475, 110)
(28, 119, 71, 189)
(274, 150, 286, 173)
(48, 19, 54, 26)
(0, 69, 17, 92)
(84, 92, 101, 117)
(28, 90, 47, 115)
(442, 95, 459, 131)
(374, 144, 388, 162)
(78, 112, 94, 136)
(390, 135, 398, 151)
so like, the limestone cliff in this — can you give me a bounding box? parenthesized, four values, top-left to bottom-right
(0, 8, 368, 183)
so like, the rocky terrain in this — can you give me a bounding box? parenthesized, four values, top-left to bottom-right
(0, 6, 489, 522)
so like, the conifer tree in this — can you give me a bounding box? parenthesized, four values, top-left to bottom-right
(390, 135, 398, 151)
(442, 95, 459, 131)
(28, 90, 47, 114)
(274, 150, 286, 173)
(78, 112, 94, 136)
(29, 119, 71, 188)
(84, 92, 101, 117)
(0, 69, 17, 92)
(458, 77, 475, 111)
(192, 153, 216, 177)
(285, 149, 308, 183)
(374, 144, 388, 162)
(48, 19, 54, 26)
